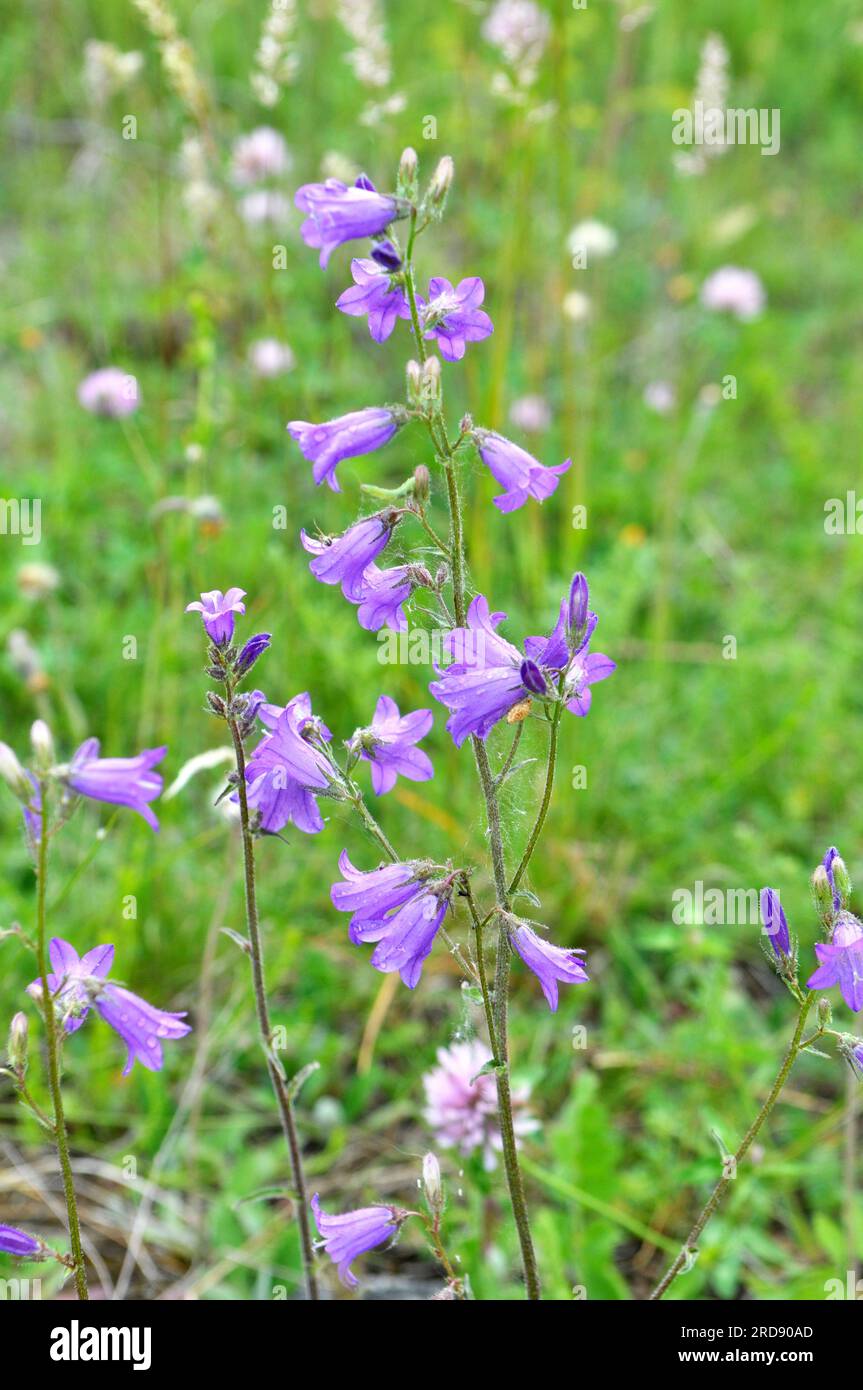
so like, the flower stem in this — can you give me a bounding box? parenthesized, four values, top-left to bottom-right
(227, 715, 319, 1300)
(650, 991, 816, 1299)
(35, 795, 89, 1300)
(509, 696, 563, 896)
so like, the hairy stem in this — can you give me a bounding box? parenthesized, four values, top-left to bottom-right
(509, 696, 563, 896)
(36, 795, 89, 1300)
(650, 992, 816, 1299)
(227, 714, 319, 1300)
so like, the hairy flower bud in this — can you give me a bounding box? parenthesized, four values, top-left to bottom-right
(30, 720, 54, 768)
(817, 997, 833, 1029)
(413, 465, 431, 505)
(832, 855, 851, 906)
(406, 359, 423, 405)
(567, 572, 589, 642)
(812, 864, 834, 923)
(0, 743, 33, 803)
(235, 632, 272, 676)
(397, 146, 419, 200)
(206, 691, 227, 718)
(7, 1012, 28, 1076)
(422, 1151, 444, 1215)
(520, 658, 548, 696)
(427, 155, 454, 212)
(421, 355, 441, 408)
(371, 238, 402, 273)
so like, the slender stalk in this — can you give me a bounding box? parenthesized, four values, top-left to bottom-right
(35, 793, 89, 1300)
(509, 695, 563, 895)
(650, 992, 816, 1299)
(227, 714, 319, 1300)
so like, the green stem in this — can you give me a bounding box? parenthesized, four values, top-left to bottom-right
(509, 696, 563, 896)
(227, 712, 319, 1300)
(35, 794, 89, 1300)
(650, 992, 816, 1299)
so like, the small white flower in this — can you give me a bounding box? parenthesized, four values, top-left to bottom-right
(562, 290, 592, 323)
(700, 266, 765, 321)
(567, 219, 618, 263)
(248, 338, 295, 378)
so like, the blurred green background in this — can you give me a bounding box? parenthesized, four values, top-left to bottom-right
(1, 0, 861, 1299)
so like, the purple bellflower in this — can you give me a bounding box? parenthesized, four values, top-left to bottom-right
(430, 584, 615, 746)
(349, 695, 434, 796)
(807, 912, 863, 1012)
(759, 888, 790, 959)
(288, 408, 401, 491)
(185, 588, 247, 645)
(510, 923, 590, 1011)
(371, 239, 402, 272)
(421, 276, 493, 361)
(28, 937, 191, 1075)
(336, 259, 411, 343)
(354, 564, 412, 632)
(0, 1225, 41, 1257)
(331, 853, 453, 987)
(301, 513, 397, 601)
(295, 178, 400, 268)
(368, 887, 452, 988)
(66, 739, 166, 831)
(244, 693, 334, 835)
(236, 632, 271, 675)
(331, 851, 430, 944)
(474, 430, 571, 512)
(311, 1193, 405, 1288)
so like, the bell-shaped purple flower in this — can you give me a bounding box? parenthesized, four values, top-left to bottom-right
(67, 739, 166, 831)
(370, 887, 452, 988)
(475, 430, 571, 513)
(185, 587, 247, 645)
(336, 259, 411, 343)
(331, 850, 429, 944)
(421, 276, 493, 361)
(301, 514, 395, 601)
(311, 1193, 405, 1288)
(0, 1225, 41, 1257)
(561, 645, 617, 718)
(759, 888, 790, 959)
(236, 632, 271, 675)
(430, 596, 530, 747)
(288, 408, 400, 492)
(244, 693, 333, 835)
(29, 937, 190, 1075)
(351, 695, 434, 796)
(807, 913, 863, 1012)
(354, 564, 412, 632)
(510, 923, 589, 1011)
(295, 178, 400, 268)
(371, 239, 402, 272)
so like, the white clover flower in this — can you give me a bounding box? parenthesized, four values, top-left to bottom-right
(700, 266, 766, 321)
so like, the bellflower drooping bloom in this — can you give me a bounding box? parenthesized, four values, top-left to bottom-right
(66, 739, 166, 831)
(77, 367, 140, 418)
(231, 127, 290, 185)
(301, 513, 397, 601)
(473, 430, 570, 512)
(700, 266, 766, 321)
(336, 258, 411, 343)
(295, 177, 399, 268)
(288, 407, 401, 491)
(354, 563, 412, 632)
(509, 922, 590, 1011)
(331, 851, 432, 943)
(348, 695, 434, 795)
(420, 277, 493, 361)
(430, 581, 615, 745)
(311, 1193, 405, 1288)
(423, 1039, 538, 1170)
(28, 938, 191, 1075)
(807, 912, 863, 1012)
(0, 1225, 41, 1257)
(185, 588, 247, 644)
(368, 886, 452, 988)
(759, 888, 790, 959)
(244, 693, 334, 834)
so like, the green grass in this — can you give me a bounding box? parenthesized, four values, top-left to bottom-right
(0, 0, 860, 1299)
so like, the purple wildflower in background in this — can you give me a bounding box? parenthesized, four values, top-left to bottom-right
(759, 888, 790, 959)
(350, 695, 434, 795)
(474, 430, 570, 512)
(807, 913, 863, 1012)
(0, 1225, 40, 1257)
(301, 514, 395, 601)
(288, 408, 400, 491)
(423, 1039, 538, 1170)
(244, 693, 334, 835)
(295, 178, 399, 268)
(28, 938, 191, 1075)
(331, 851, 428, 943)
(77, 367, 139, 418)
(185, 588, 247, 645)
(311, 1193, 404, 1288)
(67, 739, 166, 831)
(336, 259, 410, 343)
(354, 564, 412, 632)
(421, 277, 493, 361)
(236, 632, 271, 675)
(510, 923, 590, 1011)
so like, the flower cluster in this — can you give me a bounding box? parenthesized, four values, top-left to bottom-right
(423, 1039, 537, 1168)
(761, 847, 863, 1015)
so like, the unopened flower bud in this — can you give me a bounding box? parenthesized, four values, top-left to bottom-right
(422, 355, 441, 407)
(413, 465, 431, 505)
(397, 146, 419, 200)
(422, 1151, 444, 1214)
(812, 864, 834, 922)
(206, 691, 227, 718)
(427, 155, 454, 210)
(235, 632, 271, 676)
(832, 856, 851, 906)
(817, 997, 833, 1029)
(520, 658, 548, 696)
(0, 743, 33, 803)
(459, 414, 473, 436)
(406, 359, 423, 404)
(371, 238, 402, 273)
(7, 1012, 28, 1076)
(30, 720, 54, 768)
(567, 573, 589, 641)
